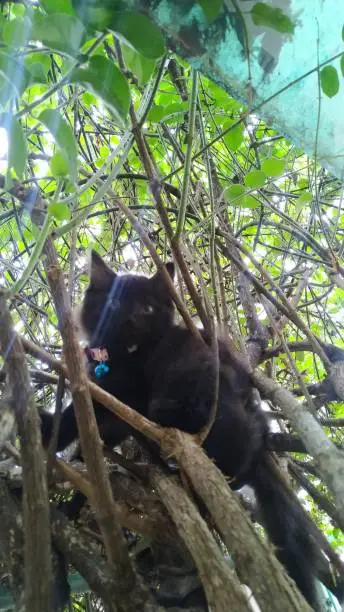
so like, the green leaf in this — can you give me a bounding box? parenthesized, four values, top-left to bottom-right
(31, 13, 86, 57)
(1, 114, 27, 179)
(251, 3, 294, 34)
(320, 65, 340, 98)
(244, 169, 266, 188)
(159, 102, 189, 124)
(11, 4, 26, 18)
(197, 0, 223, 23)
(241, 195, 260, 208)
(261, 157, 286, 177)
(224, 123, 244, 151)
(147, 105, 165, 123)
(340, 54, 344, 78)
(296, 192, 312, 204)
(25, 53, 51, 84)
(50, 151, 69, 178)
(113, 11, 165, 59)
(297, 178, 309, 190)
(122, 44, 156, 87)
(48, 202, 71, 221)
(226, 184, 245, 201)
(69, 56, 130, 126)
(80, 91, 97, 106)
(2, 16, 31, 48)
(342, 25, 344, 42)
(72, 0, 123, 30)
(38, 109, 77, 182)
(0, 51, 31, 106)
(40, 0, 76, 15)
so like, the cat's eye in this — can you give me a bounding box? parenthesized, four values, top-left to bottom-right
(141, 304, 154, 315)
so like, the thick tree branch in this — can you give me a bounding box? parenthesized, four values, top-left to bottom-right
(0, 294, 52, 611)
(151, 468, 248, 611)
(252, 369, 344, 527)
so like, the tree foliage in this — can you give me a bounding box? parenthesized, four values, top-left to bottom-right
(0, 1, 343, 610)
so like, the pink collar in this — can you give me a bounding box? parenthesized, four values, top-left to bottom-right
(84, 347, 109, 362)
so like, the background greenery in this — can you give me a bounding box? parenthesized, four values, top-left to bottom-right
(0, 0, 343, 609)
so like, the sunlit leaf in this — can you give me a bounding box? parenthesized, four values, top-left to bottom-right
(11, 4, 26, 18)
(0, 51, 31, 106)
(25, 53, 51, 84)
(244, 169, 266, 188)
(296, 192, 313, 204)
(147, 105, 165, 122)
(241, 195, 260, 208)
(0, 113, 27, 179)
(2, 16, 32, 48)
(69, 56, 130, 126)
(224, 122, 244, 151)
(31, 13, 86, 57)
(48, 202, 71, 221)
(40, 0, 76, 15)
(50, 151, 69, 178)
(226, 184, 245, 201)
(261, 157, 286, 177)
(122, 45, 156, 87)
(38, 109, 77, 182)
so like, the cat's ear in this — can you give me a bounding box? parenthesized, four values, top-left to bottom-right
(89, 250, 116, 290)
(152, 261, 175, 291)
(165, 261, 175, 280)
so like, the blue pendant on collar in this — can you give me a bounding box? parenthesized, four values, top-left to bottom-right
(94, 362, 110, 378)
(85, 347, 110, 379)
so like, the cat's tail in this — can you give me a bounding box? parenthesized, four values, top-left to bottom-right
(249, 453, 343, 610)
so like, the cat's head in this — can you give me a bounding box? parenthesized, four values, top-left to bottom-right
(80, 251, 175, 353)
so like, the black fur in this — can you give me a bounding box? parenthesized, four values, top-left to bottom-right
(41, 252, 342, 609)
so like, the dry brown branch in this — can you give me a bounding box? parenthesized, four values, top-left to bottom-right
(252, 369, 344, 529)
(50, 508, 117, 612)
(151, 468, 249, 611)
(0, 479, 25, 606)
(0, 293, 52, 611)
(55, 457, 180, 548)
(162, 430, 312, 612)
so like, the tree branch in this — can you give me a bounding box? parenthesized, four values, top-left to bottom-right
(0, 294, 52, 611)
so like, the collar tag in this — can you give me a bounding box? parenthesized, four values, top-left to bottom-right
(86, 347, 109, 362)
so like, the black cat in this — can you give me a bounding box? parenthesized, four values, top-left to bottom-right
(41, 251, 341, 609)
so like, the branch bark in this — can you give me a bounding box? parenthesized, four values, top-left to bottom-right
(151, 468, 249, 612)
(162, 431, 312, 612)
(252, 369, 344, 527)
(0, 293, 52, 612)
